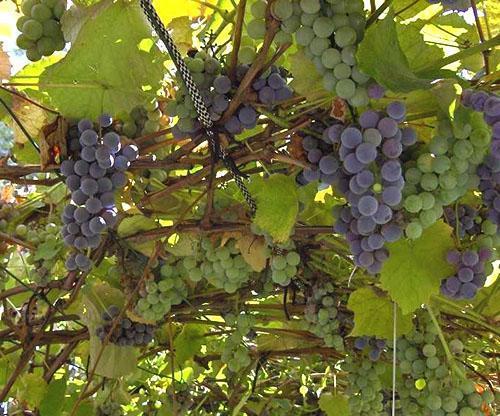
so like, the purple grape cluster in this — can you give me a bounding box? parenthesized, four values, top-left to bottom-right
(60, 115, 138, 272)
(477, 156, 500, 225)
(443, 204, 483, 238)
(428, 0, 471, 11)
(251, 66, 293, 106)
(354, 336, 386, 361)
(440, 247, 492, 299)
(333, 103, 417, 274)
(300, 121, 344, 187)
(95, 305, 154, 347)
(462, 89, 500, 160)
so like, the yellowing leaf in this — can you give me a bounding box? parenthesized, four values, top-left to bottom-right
(249, 174, 299, 243)
(169, 16, 194, 55)
(14, 373, 48, 408)
(152, 0, 215, 25)
(236, 233, 269, 272)
(10, 95, 51, 145)
(288, 49, 326, 102)
(380, 221, 455, 315)
(347, 288, 413, 340)
(0, 43, 11, 79)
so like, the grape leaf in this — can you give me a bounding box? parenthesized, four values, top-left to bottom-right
(288, 50, 327, 102)
(10, 95, 52, 145)
(117, 215, 158, 256)
(357, 11, 433, 92)
(39, 376, 67, 416)
(14, 373, 48, 408)
(0, 43, 11, 79)
(40, 1, 164, 119)
(236, 233, 268, 272)
(347, 287, 413, 340)
(249, 174, 299, 243)
(173, 324, 205, 366)
(34, 239, 62, 261)
(169, 16, 194, 55)
(380, 221, 455, 314)
(318, 393, 350, 416)
(152, 0, 215, 25)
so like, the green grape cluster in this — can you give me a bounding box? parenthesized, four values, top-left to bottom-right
(23, 222, 62, 286)
(165, 50, 222, 135)
(182, 237, 254, 294)
(402, 111, 491, 239)
(135, 260, 188, 322)
(304, 282, 345, 349)
(220, 312, 256, 373)
(0, 202, 18, 287)
(342, 356, 386, 415)
(395, 312, 495, 415)
(270, 248, 300, 286)
(121, 102, 162, 138)
(16, 0, 66, 62)
(97, 402, 123, 416)
(252, 0, 369, 105)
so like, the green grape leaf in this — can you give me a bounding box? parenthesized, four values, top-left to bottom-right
(169, 16, 194, 55)
(357, 11, 433, 92)
(117, 215, 158, 256)
(39, 376, 67, 416)
(34, 238, 62, 261)
(318, 393, 350, 416)
(39, 1, 164, 119)
(347, 287, 413, 340)
(81, 281, 138, 379)
(380, 221, 455, 314)
(14, 373, 48, 408)
(173, 324, 205, 366)
(288, 49, 327, 102)
(249, 174, 299, 243)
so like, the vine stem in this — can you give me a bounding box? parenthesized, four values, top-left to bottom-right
(470, 0, 490, 74)
(426, 304, 466, 380)
(228, 0, 247, 81)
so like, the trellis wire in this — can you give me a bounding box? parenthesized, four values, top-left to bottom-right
(139, 0, 257, 214)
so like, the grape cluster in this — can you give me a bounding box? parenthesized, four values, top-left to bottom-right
(428, 0, 471, 11)
(402, 112, 491, 238)
(342, 356, 386, 415)
(270, 249, 300, 286)
(287, 0, 369, 105)
(221, 312, 255, 373)
(179, 237, 254, 294)
(251, 66, 293, 107)
(353, 336, 387, 362)
(16, 0, 66, 62)
(443, 204, 483, 238)
(24, 222, 62, 286)
(477, 156, 500, 226)
(61, 116, 137, 272)
(333, 103, 417, 273)
(440, 247, 492, 299)
(304, 282, 346, 350)
(122, 102, 162, 138)
(135, 260, 188, 322)
(95, 305, 154, 347)
(97, 402, 123, 416)
(395, 312, 495, 415)
(462, 90, 499, 159)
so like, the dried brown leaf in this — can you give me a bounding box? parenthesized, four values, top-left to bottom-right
(0, 43, 11, 79)
(235, 233, 269, 272)
(40, 116, 68, 169)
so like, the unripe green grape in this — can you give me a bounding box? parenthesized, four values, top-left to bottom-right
(16, 34, 36, 50)
(350, 87, 369, 107)
(272, 0, 293, 20)
(286, 251, 300, 266)
(309, 37, 329, 56)
(300, 0, 320, 14)
(16, 16, 31, 31)
(31, 4, 52, 21)
(238, 45, 256, 65)
(429, 135, 449, 155)
(469, 128, 490, 147)
(143, 119, 159, 134)
(351, 66, 370, 84)
(250, 0, 266, 18)
(334, 26, 357, 47)
(274, 30, 292, 45)
(22, 19, 44, 41)
(37, 36, 56, 56)
(432, 155, 451, 174)
(281, 15, 301, 33)
(406, 222, 423, 239)
(320, 48, 339, 69)
(406, 167, 422, 184)
(438, 172, 457, 190)
(271, 256, 287, 270)
(420, 173, 439, 191)
(453, 140, 473, 159)
(300, 12, 317, 27)
(331, 14, 349, 29)
(419, 192, 435, 210)
(417, 153, 434, 173)
(404, 195, 423, 213)
(323, 72, 337, 91)
(335, 78, 356, 99)
(247, 19, 266, 39)
(41, 0, 59, 6)
(53, 0, 65, 19)
(21, 0, 39, 16)
(312, 16, 334, 38)
(333, 62, 351, 80)
(42, 19, 60, 37)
